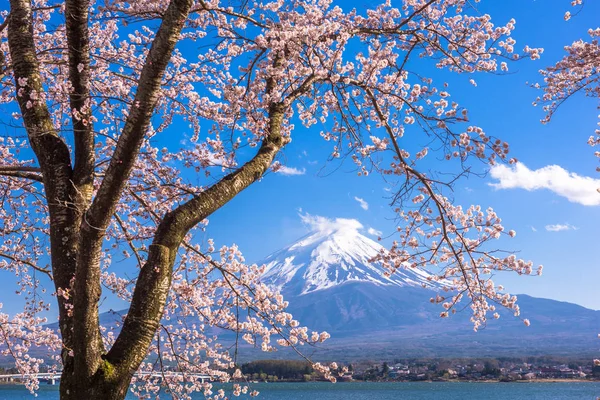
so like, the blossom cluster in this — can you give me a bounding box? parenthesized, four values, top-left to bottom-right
(0, 0, 544, 397)
(536, 0, 600, 171)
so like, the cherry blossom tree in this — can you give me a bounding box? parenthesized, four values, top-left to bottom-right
(536, 0, 600, 169)
(0, 0, 542, 399)
(535, 0, 600, 381)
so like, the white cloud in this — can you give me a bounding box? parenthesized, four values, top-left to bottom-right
(545, 223, 577, 232)
(489, 162, 600, 206)
(300, 213, 363, 233)
(530, 226, 538, 232)
(276, 166, 306, 176)
(354, 196, 369, 210)
(367, 227, 382, 237)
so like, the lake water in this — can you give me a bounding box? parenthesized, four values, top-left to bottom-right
(0, 381, 599, 399)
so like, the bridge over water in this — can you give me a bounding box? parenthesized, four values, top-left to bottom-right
(0, 372, 212, 385)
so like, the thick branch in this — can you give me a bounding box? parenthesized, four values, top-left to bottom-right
(106, 103, 289, 372)
(6, 1, 72, 176)
(71, 0, 194, 380)
(7, 0, 78, 362)
(0, 165, 41, 172)
(85, 0, 193, 231)
(0, 14, 8, 34)
(106, 51, 301, 370)
(65, 0, 94, 203)
(0, 170, 43, 182)
(156, 118, 288, 249)
(0, 167, 43, 182)
(105, 243, 172, 375)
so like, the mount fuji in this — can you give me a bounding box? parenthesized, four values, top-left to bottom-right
(32, 219, 598, 365)
(261, 225, 443, 296)
(257, 219, 600, 359)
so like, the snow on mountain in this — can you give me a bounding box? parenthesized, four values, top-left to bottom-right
(30, 214, 600, 361)
(254, 216, 600, 358)
(260, 217, 442, 296)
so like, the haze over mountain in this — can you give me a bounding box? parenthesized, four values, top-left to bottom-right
(257, 217, 600, 360)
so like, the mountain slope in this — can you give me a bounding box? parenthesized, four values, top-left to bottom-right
(257, 225, 600, 358)
(261, 226, 443, 296)
(30, 225, 599, 364)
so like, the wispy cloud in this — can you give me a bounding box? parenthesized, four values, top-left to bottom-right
(300, 213, 384, 238)
(354, 196, 369, 210)
(545, 223, 577, 232)
(276, 166, 306, 176)
(300, 213, 363, 233)
(530, 226, 538, 232)
(367, 227, 382, 237)
(489, 162, 600, 206)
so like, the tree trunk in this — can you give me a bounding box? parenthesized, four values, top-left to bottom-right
(60, 368, 133, 400)
(6, 2, 291, 399)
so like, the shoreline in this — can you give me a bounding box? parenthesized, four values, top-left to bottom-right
(1, 381, 599, 388)
(236, 378, 599, 384)
(268, 378, 599, 384)
(352, 378, 597, 383)
(2, 378, 598, 386)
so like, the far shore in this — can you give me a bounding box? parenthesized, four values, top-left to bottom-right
(1, 379, 599, 387)
(299, 378, 600, 384)
(3, 376, 600, 387)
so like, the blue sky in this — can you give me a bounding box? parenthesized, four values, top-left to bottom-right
(0, 0, 599, 317)
(203, 0, 600, 310)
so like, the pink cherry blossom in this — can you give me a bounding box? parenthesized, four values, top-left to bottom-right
(0, 1, 540, 398)
(536, 1, 600, 171)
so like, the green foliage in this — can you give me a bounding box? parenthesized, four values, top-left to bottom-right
(241, 360, 313, 380)
(483, 360, 500, 377)
(382, 362, 390, 376)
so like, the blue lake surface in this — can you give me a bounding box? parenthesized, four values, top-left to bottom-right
(0, 381, 599, 399)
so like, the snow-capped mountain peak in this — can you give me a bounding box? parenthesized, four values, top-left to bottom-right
(260, 223, 442, 296)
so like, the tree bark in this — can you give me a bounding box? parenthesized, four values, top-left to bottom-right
(65, 0, 94, 204)
(7, 1, 293, 398)
(7, 0, 80, 391)
(66, 0, 194, 397)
